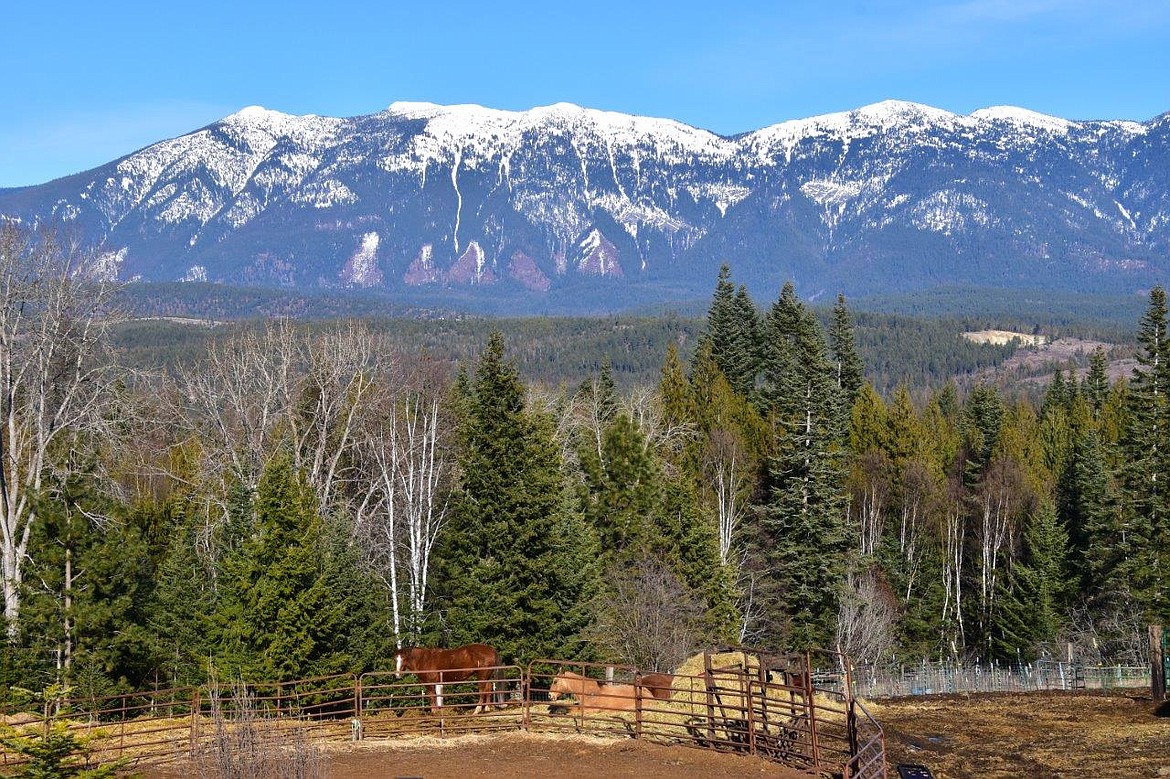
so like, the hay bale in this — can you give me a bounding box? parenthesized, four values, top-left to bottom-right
(2, 712, 41, 726)
(673, 650, 761, 679)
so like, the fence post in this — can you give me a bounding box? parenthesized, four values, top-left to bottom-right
(704, 653, 716, 744)
(354, 674, 362, 720)
(634, 675, 643, 740)
(190, 689, 201, 760)
(804, 652, 820, 770)
(1150, 625, 1165, 702)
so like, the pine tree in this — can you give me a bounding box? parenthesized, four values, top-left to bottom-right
(437, 333, 598, 663)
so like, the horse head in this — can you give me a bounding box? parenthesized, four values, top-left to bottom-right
(394, 647, 412, 678)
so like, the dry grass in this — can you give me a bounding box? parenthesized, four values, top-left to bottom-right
(870, 690, 1170, 779)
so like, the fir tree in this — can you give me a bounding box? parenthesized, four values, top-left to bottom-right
(700, 265, 760, 396)
(962, 384, 1004, 488)
(1083, 347, 1110, 416)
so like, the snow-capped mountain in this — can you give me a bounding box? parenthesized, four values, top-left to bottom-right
(2, 100, 1167, 309)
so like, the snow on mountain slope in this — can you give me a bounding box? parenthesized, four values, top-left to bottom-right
(2, 100, 1168, 309)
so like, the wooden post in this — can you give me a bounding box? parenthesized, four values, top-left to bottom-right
(704, 652, 716, 744)
(190, 689, 201, 760)
(354, 674, 362, 720)
(805, 651, 820, 770)
(634, 675, 643, 740)
(1151, 624, 1166, 703)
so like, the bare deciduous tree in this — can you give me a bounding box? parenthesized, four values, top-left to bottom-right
(703, 428, 750, 567)
(836, 567, 900, 666)
(975, 456, 1027, 648)
(850, 450, 892, 558)
(355, 360, 451, 644)
(940, 475, 966, 655)
(0, 224, 120, 638)
(286, 322, 381, 512)
(178, 321, 292, 502)
(586, 557, 704, 672)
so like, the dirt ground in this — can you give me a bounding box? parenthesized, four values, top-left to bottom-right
(870, 690, 1170, 779)
(319, 732, 807, 778)
(139, 690, 1169, 778)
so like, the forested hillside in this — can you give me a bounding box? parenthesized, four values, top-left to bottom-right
(1, 224, 1165, 702)
(114, 306, 1030, 396)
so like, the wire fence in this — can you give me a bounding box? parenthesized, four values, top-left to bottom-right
(849, 660, 1150, 698)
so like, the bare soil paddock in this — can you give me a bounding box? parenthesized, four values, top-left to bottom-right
(144, 731, 807, 779)
(870, 690, 1170, 779)
(139, 689, 1168, 778)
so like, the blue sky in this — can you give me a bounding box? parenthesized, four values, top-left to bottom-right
(2, 0, 1168, 188)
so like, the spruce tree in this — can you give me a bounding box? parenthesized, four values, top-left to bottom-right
(1059, 427, 1121, 597)
(754, 285, 849, 650)
(149, 506, 216, 687)
(214, 453, 384, 680)
(829, 293, 866, 414)
(993, 501, 1070, 662)
(437, 333, 598, 663)
(1120, 286, 1170, 622)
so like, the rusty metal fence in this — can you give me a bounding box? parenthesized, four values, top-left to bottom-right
(0, 652, 886, 778)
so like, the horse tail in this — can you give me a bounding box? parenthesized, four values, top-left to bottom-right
(490, 647, 504, 706)
(490, 664, 504, 706)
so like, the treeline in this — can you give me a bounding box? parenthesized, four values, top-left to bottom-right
(1, 223, 1165, 704)
(114, 308, 1022, 396)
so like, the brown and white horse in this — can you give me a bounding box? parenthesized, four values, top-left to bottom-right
(394, 643, 502, 714)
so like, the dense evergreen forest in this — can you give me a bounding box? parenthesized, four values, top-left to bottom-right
(1, 224, 1166, 703)
(114, 307, 1028, 396)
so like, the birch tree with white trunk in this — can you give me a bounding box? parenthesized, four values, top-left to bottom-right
(0, 224, 120, 639)
(356, 364, 451, 644)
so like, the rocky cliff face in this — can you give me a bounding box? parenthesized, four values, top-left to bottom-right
(2, 100, 1167, 309)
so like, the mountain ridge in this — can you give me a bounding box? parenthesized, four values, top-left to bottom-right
(2, 99, 1167, 312)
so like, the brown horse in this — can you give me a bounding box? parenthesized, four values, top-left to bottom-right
(638, 672, 674, 701)
(548, 670, 638, 713)
(394, 643, 502, 714)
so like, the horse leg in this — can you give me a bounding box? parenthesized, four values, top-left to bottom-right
(473, 676, 486, 715)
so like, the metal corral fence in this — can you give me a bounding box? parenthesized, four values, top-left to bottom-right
(851, 660, 1151, 698)
(0, 650, 885, 778)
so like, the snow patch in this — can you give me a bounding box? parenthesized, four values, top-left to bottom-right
(181, 265, 208, 282)
(912, 191, 996, 235)
(970, 106, 1072, 134)
(340, 232, 382, 287)
(82, 248, 126, 282)
(575, 229, 623, 277)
